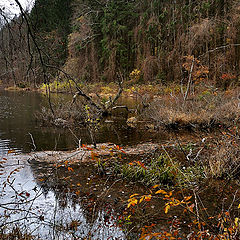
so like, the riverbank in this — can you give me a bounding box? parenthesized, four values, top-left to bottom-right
(33, 82, 240, 135)
(25, 127, 239, 184)
(1, 82, 240, 239)
(1, 84, 240, 238)
(2, 81, 240, 135)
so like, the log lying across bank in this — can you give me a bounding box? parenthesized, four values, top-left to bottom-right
(26, 143, 160, 165)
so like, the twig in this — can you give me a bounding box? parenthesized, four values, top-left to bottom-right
(28, 132, 36, 151)
(184, 56, 194, 102)
(199, 44, 240, 58)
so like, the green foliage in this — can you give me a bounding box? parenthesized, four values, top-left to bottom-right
(17, 82, 27, 88)
(22, 0, 240, 84)
(77, 0, 233, 82)
(80, 0, 138, 76)
(115, 152, 205, 187)
(30, 0, 72, 66)
(30, 0, 72, 35)
(99, 0, 137, 73)
(116, 154, 177, 186)
(40, 79, 75, 92)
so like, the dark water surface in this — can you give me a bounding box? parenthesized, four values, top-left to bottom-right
(0, 90, 154, 239)
(0, 90, 158, 153)
(0, 90, 68, 153)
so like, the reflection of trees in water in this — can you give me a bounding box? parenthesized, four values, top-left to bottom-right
(30, 161, 127, 239)
(0, 139, 11, 155)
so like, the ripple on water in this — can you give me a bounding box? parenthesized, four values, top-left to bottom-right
(0, 139, 11, 155)
(0, 96, 15, 119)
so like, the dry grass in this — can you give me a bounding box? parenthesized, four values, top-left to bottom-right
(0, 228, 33, 240)
(184, 19, 215, 54)
(142, 56, 160, 82)
(145, 87, 240, 129)
(36, 100, 86, 127)
(207, 133, 240, 178)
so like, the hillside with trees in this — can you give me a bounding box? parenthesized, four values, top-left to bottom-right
(1, 0, 240, 89)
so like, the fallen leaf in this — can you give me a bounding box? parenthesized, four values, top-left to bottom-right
(164, 204, 170, 214)
(8, 149, 15, 154)
(155, 189, 167, 195)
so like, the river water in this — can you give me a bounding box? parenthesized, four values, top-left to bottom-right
(0, 90, 145, 239)
(0, 90, 157, 152)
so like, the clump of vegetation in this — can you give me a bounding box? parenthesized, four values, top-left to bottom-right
(207, 128, 240, 179)
(36, 99, 87, 127)
(145, 87, 240, 130)
(0, 228, 33, 240)
(114, 153, 205, 187)
(40, 79, 75, 93)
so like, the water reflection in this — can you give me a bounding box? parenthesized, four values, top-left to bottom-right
(0, 91, 136, 239)
(0, 139, 11, 155)
(0, 90, 160, 153)
(0, 90, 164, 239)
(0, 150, 127, 239)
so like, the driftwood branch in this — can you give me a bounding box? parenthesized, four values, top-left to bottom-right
(199, 43, 240, 58)
(72, 71, 124, 116)
(104, 72, 124, 112)
(72, 89, 102, 111)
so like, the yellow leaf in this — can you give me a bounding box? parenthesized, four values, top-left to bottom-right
(8, 149, 15, 154)
(184, 196, 192, 201)
(238, 204, 240, 209)
(127, 198, 138, 208)
(139, 196, 145, 204)
(130, 193, 139, 198)
(164, 204, 170, 214)
(235, 218, 239, 227)
(155, 190, 167, 195)
(153, 184, 159, 189)
(145, 195, 152, 201)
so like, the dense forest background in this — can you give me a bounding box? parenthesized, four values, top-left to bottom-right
(0, 0, 240, 89)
